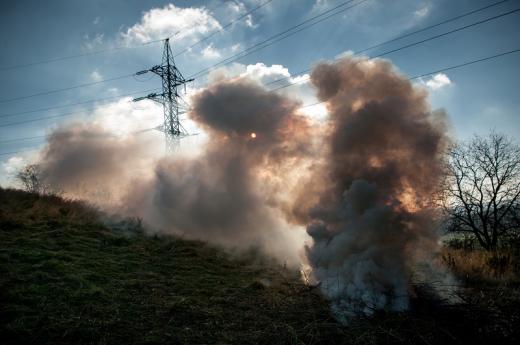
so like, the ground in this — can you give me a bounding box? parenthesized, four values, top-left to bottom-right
(0, 188, 519, 344)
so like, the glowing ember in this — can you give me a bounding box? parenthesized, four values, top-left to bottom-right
(250, 132, 257, 139)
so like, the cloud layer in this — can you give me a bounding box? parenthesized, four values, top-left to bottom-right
(121, 4, 222, 44)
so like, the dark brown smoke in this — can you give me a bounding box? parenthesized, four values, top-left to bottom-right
(298, 56, 450, 319)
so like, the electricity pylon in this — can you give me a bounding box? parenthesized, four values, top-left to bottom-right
(133, 38, 193, 152)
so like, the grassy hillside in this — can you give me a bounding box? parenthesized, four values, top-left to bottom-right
(0, 188, 344, 344)
(0, 188, 519, 344)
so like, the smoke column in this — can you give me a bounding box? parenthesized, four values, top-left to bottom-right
(33, 56, 450, 318)
(297, 56, 449, 319)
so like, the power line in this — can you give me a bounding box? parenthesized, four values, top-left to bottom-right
(0, 124, 160, 146)
(0, 88, 160, 118)
(0, 124, 160, 156)
(0, 109, 99, 128)
(1, 48, 518, 141)
(1, 0, 507, 117)
(189, 0, 516, 80)
(267, 0, 511, 87)
(408, 48, 520, 80)
(0, 0, 272, 72)
(0, 0, 367, 106)
(297, 48, 520, 108)
(0, 91, 162, 128)
(173, 0, 274, 58)
(0, 73, 137, 104)
(0, 135, 47, 144)
(0, 34, 179, 73)
(0, 147, 40, 157)
(1, 3, 517, 143)
(369, 8, 519, 60)
(0, 47, 516, 156)
(268, 6, 520, 90)
(6, 2, 511, 106)
(0, 1, 273, 105)
(354, 0, 511, 56)
(188, 0, 370, 79)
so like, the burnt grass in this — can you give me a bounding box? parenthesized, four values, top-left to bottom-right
(1, 187, 519, 344)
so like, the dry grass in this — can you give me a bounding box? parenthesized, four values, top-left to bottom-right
(1, 187, 520, 344)
(0, 188, 341, 344)
(441, 247, 520, 286)
(0, 188, 99, 225)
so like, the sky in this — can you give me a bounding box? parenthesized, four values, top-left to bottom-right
(0, 0, 519, 185)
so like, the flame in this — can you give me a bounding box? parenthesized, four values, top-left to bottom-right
(250, 132, 257, 139)
(397, 188, 420, 213)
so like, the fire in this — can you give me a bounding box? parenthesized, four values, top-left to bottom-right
(397, 188, 420, 213)
(250, 132, 257, 139)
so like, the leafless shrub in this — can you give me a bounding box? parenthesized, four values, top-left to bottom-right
(442, 132, 520, 250)
(16, 164, 43, 193)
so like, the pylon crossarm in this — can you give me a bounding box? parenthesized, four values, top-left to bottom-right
(132, 92, 164, 103)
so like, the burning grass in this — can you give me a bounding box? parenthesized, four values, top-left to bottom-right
(1, 188, 519, 344)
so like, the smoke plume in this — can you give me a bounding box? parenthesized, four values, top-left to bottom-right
(38, 123, 158, 205)
(299, 56, 450, 318)
(32, 56, 451, 318)
(35, 78, 313, 265)
(122, 78, 313, 264)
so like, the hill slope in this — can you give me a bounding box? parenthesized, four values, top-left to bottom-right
(1, 188, 519, 344)
(0, 188, 341, 344)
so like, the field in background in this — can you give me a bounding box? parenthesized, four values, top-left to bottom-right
(1, 188, 519, 344)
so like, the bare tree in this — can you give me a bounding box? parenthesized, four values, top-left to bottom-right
(443, 132, 520, 250)
(16, 164, 46, 194)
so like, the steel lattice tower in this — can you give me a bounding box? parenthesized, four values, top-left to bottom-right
(133, 38, 193, 152)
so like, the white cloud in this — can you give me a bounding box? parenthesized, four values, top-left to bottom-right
(2, 156, 25, 176)
(244, 14, 256, 28)
(311, 0, 329, 13)
(1, 155, 27, 187)
(201, 43, 221, 59)
(242, 63, 290, 83)
(93, 16, 101, 25)
(223, 1, 260, 28)
(82, 33, 104, 51)
(424, 73, 452, 90)
(228, 1, 242, 13)
(91, 97, 163, 136)
(207, 62, 295, 88)
(414, 5, 430, 19)
(121, 4, 222, 44)
(90, 69, 103, 82)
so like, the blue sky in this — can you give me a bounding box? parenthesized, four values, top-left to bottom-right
(0, 0, 519, 183)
